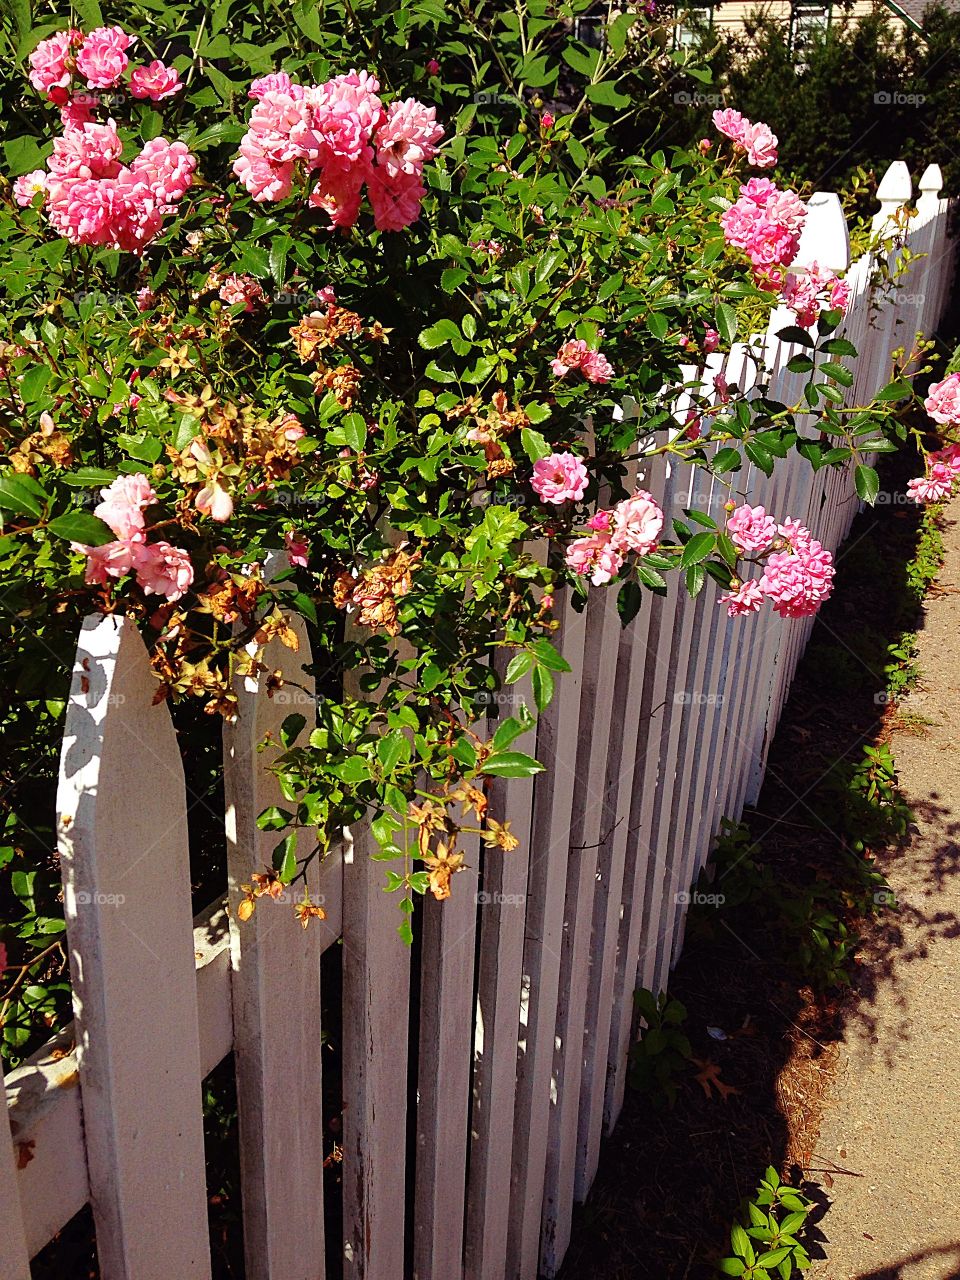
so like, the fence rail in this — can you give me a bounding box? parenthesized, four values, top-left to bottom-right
(3, 159, 955, 1280)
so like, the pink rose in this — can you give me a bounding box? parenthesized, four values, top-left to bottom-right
(136, 287, 156, 311)
(740, 120, 778, 169)
(195, 479, 234, 522)
(565, 531, 623, 585)
(219, 273, 265, 311)
(285, 529, 310, 568)
(132, 541, 194, 600)
(79, 539, 138, 585)
(130, 60, 182, 101)
(704, 327, 720, 353)
(76, 26, 132, 89)
(374, 98, 444, 179)
(13, 170, 47, 206)
(530, 451, 589, 505)
(719, 579, 764, 617)
(907, 463, 956, 504)
(611, 490, 663, 555)
(94, 473, 156, 540)
(29, 28, 81, 98)
(924, 373, 960, 425)
(759, 540, 834, 618)
(712, 108, 745, 143)
(726, 503, 777, 554)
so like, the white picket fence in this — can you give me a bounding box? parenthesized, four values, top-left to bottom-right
(2, 159, 954, 1280)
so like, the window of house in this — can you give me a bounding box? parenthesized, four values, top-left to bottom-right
(790, 0, 831, 58)
(673, 4, 714, 50)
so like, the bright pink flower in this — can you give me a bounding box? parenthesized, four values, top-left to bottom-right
(551, 338, 613, 382)
(726, 503, 777, 554)
(924, 372, 960, 425)
(13, 170, 47, 206)
(285, 528, 310, 568)
(131, 137, 196, 203)
(907, 462, 956, 503)
(721, 178, 805, 271)
(132, 541, 194, 600)
(565, 531, 624, 585)
(776, 517, 813, 550)
(234, 140, 296, 202)
(60, 93, 97, 129)
(249, 71, 296, 100)
(719, 579, 764, 616)
(712, 108, 745, 143)
(130, 60, 182, 101)
(366, 167, 426, 232)
(426, 58, 441, 76)
(780, 262, 850, 328)
(740, 120, 778, 168)
(698, 138, 712, 155)
(309, 161, 368, 228)
(94, 473, 156, 540)
(759, 540, 834, 618)
(219, 273, 265, 310)
(930, 442, 960, 476)
(79, 539, 137, 585)
(76, 26, 131, 89)
(195, 479, 234, 522)
(541, 112, 555, 130)
(713, 372, 730, 404)
(829, 277, 851, 311)
(136, 286, 156, 310)
(704, 327, 720, 353)
(374, 98, 443, 178)
(47, 118, 123, 180)
(0, 940, 6, 973)
(531, 451, 589, 505)
(611, 490, 663, 554)
(29, 28, 81, 97)
(586, 509, 612, 531)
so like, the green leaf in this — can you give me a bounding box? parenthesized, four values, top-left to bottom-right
(679, 531, 716, 569)
(716, 302, 738, 347)
(617, 579, 643, 625)
(531, 664, 554, 712)
(685, 563, 706, 597)
(273, 833, 298, 883)
(441, 267, 470, 293)
(876, 378, 912, 402)
(483, 751, 544, 779)
(377, 729, 407, 773)
(713, 447, 742, 474)
(280, 714, 306, 748)
(718, 1261, 746, 1277)
(48, 512, 115, 546)
(637, 561, 667, 593)
(854, 463, 880, 504)
(505, 651, 535, 684)
(419, 319, 461, 350)
(520, 428, 552, 462)
(0, 474, 48, 519)
(745, 439, 774, 475)
(269, 236, 292, 287)
(492, 713, 532, 752)
(19, 365, 52, 405)
(235, 243, 272, 278)
(529, 639, 570, 672)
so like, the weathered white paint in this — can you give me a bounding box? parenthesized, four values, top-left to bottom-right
(0, 1085, 30, 1280)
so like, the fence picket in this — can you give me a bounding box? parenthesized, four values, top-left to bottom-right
(223, 612, 329, 1280)
(0, 1094, 30, 1280)
(57, 614, 211, 1280)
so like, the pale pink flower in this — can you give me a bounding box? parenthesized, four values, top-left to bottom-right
(29, 29, 81, 98)
(48, 118, 123, 180)
(80, 539, 138, 585)
(94, 473, 156, 540)
(565, 531, 624, 585)
(249, 71, 296, 100)
(366, 167, 426, 232)
(129, 60, 182, 101)
(721, 178, 805, 271)
(552, 339, 589, 378)
(719, 579, 764, 617)
(726, 503, 777, 554)
(740, 120, 778, 168)
(132, 541, 194, 600)
(195, 479, 234, 522)
(76, 26, 131, 89)
(13, 170, 47, 206)
(829, 277, 851, 311)
(611, 490, 663, 555)
(374, 98, 443, 178)
(136, 286, 156, 310)
(219, 273, 265, 310)
(131, 137, 196, 203)
(759, 541, 834, 618)
(530, 451, 589, 505)
(712, 108, 745, 143)
(924, 373, 960, 425)
(285, 528, 310, 567)
(776, 517, 813, 550)
(581, 348, 615, 383)
(704, 327, 720, 353)
(907, 463, 956, 503)
(930, 442, 960, 476)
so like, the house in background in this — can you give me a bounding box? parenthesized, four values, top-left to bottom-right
(670, 0, 960, 53)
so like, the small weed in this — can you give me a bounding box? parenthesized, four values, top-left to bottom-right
(718, 1167, 815, 1277)
(628, 988, 692, 1107)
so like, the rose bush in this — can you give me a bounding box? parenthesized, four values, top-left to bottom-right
(0, 0, 933, 1053)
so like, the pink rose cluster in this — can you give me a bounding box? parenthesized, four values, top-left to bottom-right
(719, 506, 834, 618)
(565, 490, 665, 586)
(551, 338, 615, 383)
(28, 26, 181, 103)
(780, 261, 851, 327)
(76, 475, 194, 601)
(233, 69, 443, 232)
(906, 375, 960, 503)
(721, 177, 806, 286)
(712, 109, 778, 169)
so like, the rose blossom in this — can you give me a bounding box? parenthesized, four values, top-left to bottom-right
(285, 529, 310, 568)
(28, 29, 81, 98)
(924, 372, 960, 425)
(703, 327, 720, 353)
(530, 452, 589, 505)
(565, 531, 624, 586)
(80, 539, 138, 585)
(719, 579, 764, 617)
(136, 287, 156, 311)
(726, 503, 777, 554)
(132, 541, 194, 600)
(13, 171, 47, 206)
(551, 338, 614, 382)
(759, 540, 834, 618)
(611, 490, 663, 555)
(712, 108, 745, 143)
(75, 26, 131, 89)
(907, 463, 956, 504)
(219, 273, 265, 310)
(374, 98, 444, 178)
(740, 120, 778, 168)
(130, 60, 182, 101)
(94, 473, 156, 540)
(195, 479, 234, 522)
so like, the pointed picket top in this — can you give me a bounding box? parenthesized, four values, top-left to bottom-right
(917, 163, 944, 217)
(872, 160, 913, 235)
(794, 191, 851, 272)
